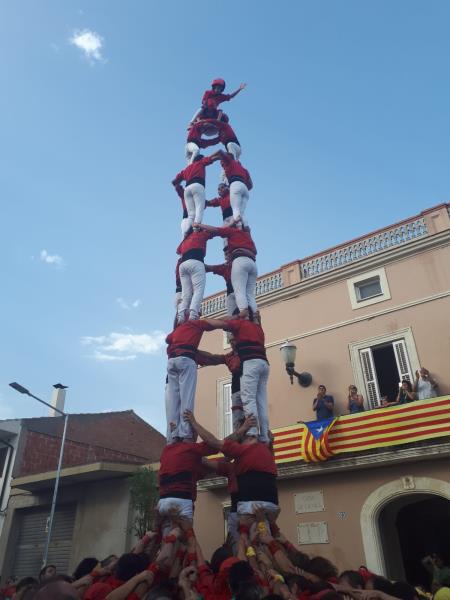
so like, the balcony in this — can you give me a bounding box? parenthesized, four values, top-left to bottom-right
(201, 204, 450, 317)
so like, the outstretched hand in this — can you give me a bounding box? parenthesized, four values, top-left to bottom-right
(239, 83, 247, 90)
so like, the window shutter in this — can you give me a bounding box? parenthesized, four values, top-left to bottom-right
(393, 339, 413, 382)
(359, 347, 381, 409)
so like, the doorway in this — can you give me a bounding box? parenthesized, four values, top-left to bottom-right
(372, 345, 400, 402)
(378, 494, 450, 586)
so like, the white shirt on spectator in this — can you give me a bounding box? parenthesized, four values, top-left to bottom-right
(417, 377, 437, 400)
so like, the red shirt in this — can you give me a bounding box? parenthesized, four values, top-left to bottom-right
(166, 320, 214, 359)
(206, 262, 231, 283)
(221, 154, 252, 188)
(224, 319, 267, 362)
(206, 193, 232, 219)
(222, 439, 277, 477)
(159, 441, 214, 500)
(187, 122, 219, 148)
(217, 227, 257, 256)
(202, 89, 232, 110)
(83, 577, 124, 600)
(174, 155, 214, 186)
(176, 230, 214, 258)
(175, 184, 187, 215)
(216, 460, 238, 494)
(224, 351, 241, 374)
(218, 122, 240, 145)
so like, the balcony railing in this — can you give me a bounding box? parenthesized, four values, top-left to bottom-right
(300, 217, 428, 279)
(201, 213, 433, 316)
(202, 270, 283, 316)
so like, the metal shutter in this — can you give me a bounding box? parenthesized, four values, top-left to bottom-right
(13, 504, 76, 579)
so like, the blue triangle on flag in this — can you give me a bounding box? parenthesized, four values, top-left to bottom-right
(304, 418, 334, 440)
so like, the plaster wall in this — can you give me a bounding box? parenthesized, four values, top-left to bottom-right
(194, 456, 450, 571)
(196, 242, 450, 434)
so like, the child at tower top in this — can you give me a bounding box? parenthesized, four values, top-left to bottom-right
(190, 79, 247, 125)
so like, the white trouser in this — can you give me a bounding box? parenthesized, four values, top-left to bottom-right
(166, 356, 197, 438)
(231, 256, 258, 313)
(181, 217, 191, 237)
(226, 292, 238, 316)
(221, 215, 234, 247)
(174, 291, 182, 310)
(237, 501, 279, 517)
(158, 498, 194, 536)
(185, 142, 200, 164)
(184, 183, 205, 226)
(178, 259, 205, 321)
(165, 380, 178, 443)
(230, 181, 249, 226)
(232, 390, 244, 431)
(226, 142, 241, 161)
(241, 359, 270, 441)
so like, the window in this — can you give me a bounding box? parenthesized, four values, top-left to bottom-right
(217, 380, 233, 439)
(355, 276, 382, 301)
(347, 267, 391, 309)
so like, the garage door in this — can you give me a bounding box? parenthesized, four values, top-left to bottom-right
(13, 504, 76, 579)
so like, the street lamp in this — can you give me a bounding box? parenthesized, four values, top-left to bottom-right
(9, 382, 69, 567)
(279, 341, 312, 387)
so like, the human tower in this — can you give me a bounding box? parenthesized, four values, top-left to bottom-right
(158, 80, 278, 530)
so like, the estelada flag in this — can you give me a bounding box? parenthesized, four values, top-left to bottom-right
(300, 418, 337, 462)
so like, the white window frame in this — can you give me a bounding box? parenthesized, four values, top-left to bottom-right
(223, 331, 231, 350)
(347, 267, 391, 310)
(348, 327, 420, 409)
(216, 377, 233, 439)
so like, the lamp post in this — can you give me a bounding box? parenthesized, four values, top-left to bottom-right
(279, 341, 312, 387)
(9, 382, 69, 567)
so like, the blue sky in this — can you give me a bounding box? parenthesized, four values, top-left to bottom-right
(1, 0, 449, 432)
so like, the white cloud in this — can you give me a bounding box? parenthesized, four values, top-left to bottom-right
(70, 29, 104, 63)
(40, 249, 65, 267)
(81, 331, 166, 361)
(116, 298, 142, 310)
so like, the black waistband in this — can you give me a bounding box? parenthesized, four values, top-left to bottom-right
(169, 345, 197, 360)
(160, 470, 191, 485)
(175, 283, 181, 293)
(229, 175, 247, 185)
(231, 250, 256, 262)
(160, 491, 193, 500)
(222, 206, 233, 219)
(226, 281, 234, 294)
(236, 342, 267, 363)
(230, 492, 239, 512)
(186, 177, 205, 187)
(237, 471, 278, 504)
(182, 209, 188, 218)
(181, 248, 205, 263)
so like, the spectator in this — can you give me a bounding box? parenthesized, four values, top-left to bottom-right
(313, 385, 335, 420)
(347, 386, 365, 414)
(72, 557, 98, 580)
(38, 564, 56, 583)
(414, 368, 439, 400)
(422, 554, 450, 592)
(390, 380, 416, 407)
(339, 570, 365, 589)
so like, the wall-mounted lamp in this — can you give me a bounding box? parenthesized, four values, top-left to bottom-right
(280, 341, 312, 387)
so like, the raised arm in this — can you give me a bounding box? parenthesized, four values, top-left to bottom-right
(183, 410, 224, 450)
(229, 83, 247, 99)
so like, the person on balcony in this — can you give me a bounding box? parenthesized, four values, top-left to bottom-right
(382, 380, 416, 407)
(414, 368, 439, 400)
(313, 385, 335, 420)
(347, 385, 365, 414)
